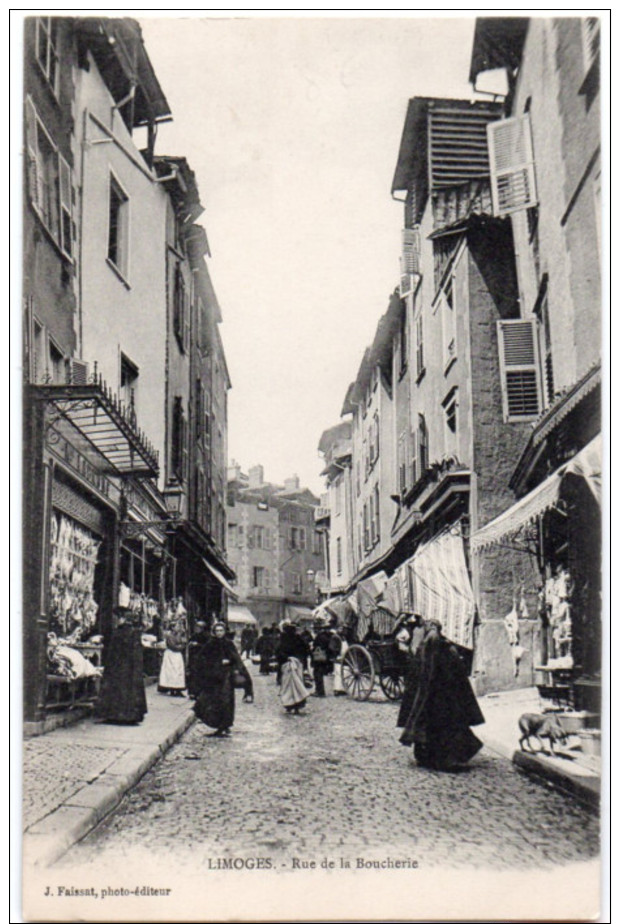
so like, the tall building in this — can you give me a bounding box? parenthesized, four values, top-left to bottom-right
(316, 19, 602, 700)
(469, 17, 602, 713)
(226, 465, 324, 627)
(22, 16, 234, 731)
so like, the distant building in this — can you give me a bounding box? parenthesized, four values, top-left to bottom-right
(226, 464, 324, 626)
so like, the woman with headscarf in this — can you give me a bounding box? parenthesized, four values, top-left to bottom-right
(399, 620, 484, 770)
(95, 609, 147, 725)
(193, 622, 253, 737)
(158, 622, 187, 696)
(276, 623, 310, 714)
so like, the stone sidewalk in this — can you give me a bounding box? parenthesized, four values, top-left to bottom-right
(22, 687, 195, 868)
(476, 686, 601, 808)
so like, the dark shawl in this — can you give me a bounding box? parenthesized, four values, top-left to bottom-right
(399, 627, 484, 767)
(193, 637, 251, 729)
(95, 623, 147, 724)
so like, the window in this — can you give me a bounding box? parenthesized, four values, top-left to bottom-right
(227, 523, 237, 549)
(32, 319, 46, 383)
(497, 319, 542, 420)
(399, 307, 408, 374)
(291, 572, 302, 594)
(333, 480, 342, 516)
(252, 526, 268, 550)
(398, 431, 408, 496)
(313, 529, 322, 556)
(336, 538, 342, 576)
(415, 311, 425, 380)
(442, 388, 458, 447)
(120, 354, 139, 421)
(369, 494, 376, 546)
(289, 526, 306, 550)
(48, 340, 66, 384)
(441, 279, 457, 372)
(373, 484, 380, 544)
(363, 503, 370, 551)
(487, 114, 538, 216)
(173, 263, 189, 352)
(35, 17, 59, 94)
(370, 412, 380, 465)
(107, 175, 129, 278)
(25, 97, 73, 259)
(252, 566, 267, 590)
(533, 279, 554, 408)
(171, 397, 187, 482)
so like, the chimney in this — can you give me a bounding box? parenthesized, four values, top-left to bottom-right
(248, 464, 264, 489)
(284, 474, 300, 492)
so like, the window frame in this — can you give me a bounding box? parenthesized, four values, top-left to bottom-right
(35, 17, 59, 97)
(107, 172, 130, 283)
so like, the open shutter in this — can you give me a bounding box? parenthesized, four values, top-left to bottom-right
(582, 17, 601, 73)
(58, 153, 73, 258)
(497, 319, 542, 420)
(25, 96, 41, 210)
(401, 226, 421, 274)
(487, 115, 538, 216)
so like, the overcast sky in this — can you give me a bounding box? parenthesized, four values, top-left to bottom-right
(139, 15, 481, 494)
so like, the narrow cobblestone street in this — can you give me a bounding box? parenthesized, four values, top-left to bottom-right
(56, 665, 599, 875)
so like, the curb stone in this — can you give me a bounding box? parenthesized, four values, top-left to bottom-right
(23, 711, 196, 868)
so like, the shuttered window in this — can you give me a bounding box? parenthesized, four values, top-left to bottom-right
(497, 319, 542, 420)
(401, 226, 421, 274)
(487, 115, 538, 216)
(25, 96, 74, 259)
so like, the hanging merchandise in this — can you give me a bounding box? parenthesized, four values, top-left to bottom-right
(543, 567, 574, 666)
(48, 513, 101, 637)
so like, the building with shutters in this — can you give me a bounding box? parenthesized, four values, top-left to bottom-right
(226, 465, 324, 627)
(316, 422, 354, 594)
(469, 17, 602, 715)
(22, 17, 235, 732)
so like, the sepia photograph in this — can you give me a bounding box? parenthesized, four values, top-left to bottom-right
(15, 11, 607, 922)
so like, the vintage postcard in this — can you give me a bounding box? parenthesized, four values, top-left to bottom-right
(16, 11, 606, 923)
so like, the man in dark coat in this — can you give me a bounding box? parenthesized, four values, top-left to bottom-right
(311, 624, 332, 697)
(255, 627, 275, 675)
(399, 620, 484, 770)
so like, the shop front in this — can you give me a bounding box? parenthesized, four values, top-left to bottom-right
(471, 434, 602, 722)
(24, 379, 161, 734)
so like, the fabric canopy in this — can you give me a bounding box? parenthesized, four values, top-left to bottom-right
(227, 604, 257, 625)
(356, 571, 388, 616)
(471, 434, 602, 552)
(285, 604, 315, 626)
(407, 530, 476, 650)
(201, 558, 239, 600)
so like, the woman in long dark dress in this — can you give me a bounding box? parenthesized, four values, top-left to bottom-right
(399, 620, 484, 770)
(193, 622, 252, 736)
(276, 623, 309, 714)
(95, 610, 147, 724)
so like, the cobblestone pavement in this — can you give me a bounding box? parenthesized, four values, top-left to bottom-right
(57, 668, 599, 872)
(23, 739, 126, 830)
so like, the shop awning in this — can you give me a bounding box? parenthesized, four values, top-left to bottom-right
(408, 528, 476, 650)
(34, 382, 159, 478)
(227, 604, 257, 625)
(201, 557, 239, 600)
(472, 435, 602, 551)
(285, 605, 315, 626)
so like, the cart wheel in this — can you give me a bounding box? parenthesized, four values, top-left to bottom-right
(379, 671, 405, 701)
(342, 645, 375, 701)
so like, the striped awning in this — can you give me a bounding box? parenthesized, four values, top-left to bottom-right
(472, 435, 602, 552)
(407, 529, 476, 650)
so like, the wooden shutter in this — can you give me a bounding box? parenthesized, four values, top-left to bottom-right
(497, 319, 542, 420)
(487, 115, 538, 216)
(402, 226, 421, 274)
(58, 153, 73, 258)
(25, 97, 41, 210)
(582, 18, 600, 73)
(299, 527, 306, 551)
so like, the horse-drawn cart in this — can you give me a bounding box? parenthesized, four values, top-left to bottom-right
(341, 606, 407, 701)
